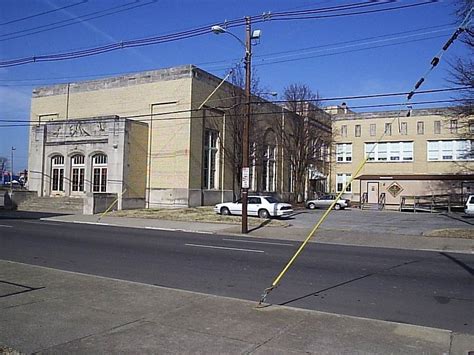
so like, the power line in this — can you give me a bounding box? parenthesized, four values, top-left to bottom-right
(0, 97, 467, 127)
(0, 0, 438, 68)
(0, 23, 455, 85)
(0, 0, 87, 26)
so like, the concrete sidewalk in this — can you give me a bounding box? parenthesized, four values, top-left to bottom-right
(1, 260, 473, 354)
(44, 213, 474, 254)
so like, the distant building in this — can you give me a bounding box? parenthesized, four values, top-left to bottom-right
(330, 106, 474, 208)
(28, 65, 332, 208)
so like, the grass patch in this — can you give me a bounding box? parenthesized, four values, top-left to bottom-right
(423, 228, 474, 239)
(109, 206, 290, 227)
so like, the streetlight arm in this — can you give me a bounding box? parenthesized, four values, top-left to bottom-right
(210, 25, 248, 53)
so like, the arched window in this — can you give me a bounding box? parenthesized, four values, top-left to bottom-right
(71, 154, 85, 192)
(51, 155, 64, 192)
(92, 154, 107, 192)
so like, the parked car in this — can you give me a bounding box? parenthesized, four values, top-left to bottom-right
(214, 196, 293, 218)
(305, 194, 350, 210)
(465, 195, 474, 215)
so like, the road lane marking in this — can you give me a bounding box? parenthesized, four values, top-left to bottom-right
(0, 224, 12, 228)
(222, 238, 294, 247)
(185, 243, 264, 253)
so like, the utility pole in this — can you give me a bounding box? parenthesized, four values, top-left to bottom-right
(241, 16, 252, 234)
(10, 146, 15, 194)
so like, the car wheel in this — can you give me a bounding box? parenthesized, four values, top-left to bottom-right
(258, 209, 270, 219)
(221, 207, 231, 215)
(334, 203, 341, 210)
(308, 203, 316, 209)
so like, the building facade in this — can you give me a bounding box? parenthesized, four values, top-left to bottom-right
(331, 107, 474, 208)
(28, 65, 332, 208)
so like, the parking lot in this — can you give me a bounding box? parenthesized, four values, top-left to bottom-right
(285, 208, 473, 237)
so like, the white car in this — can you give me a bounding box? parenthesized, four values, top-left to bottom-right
(214, 196, 293, 218)
(465, 195, 474, 215)
(305, 194, 350, 210)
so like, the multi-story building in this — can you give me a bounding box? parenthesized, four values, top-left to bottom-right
(330, 105, 474, 208)
(28, 65, 332, 208)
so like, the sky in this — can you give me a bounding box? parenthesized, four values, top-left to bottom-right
(0, 0, 471, 172)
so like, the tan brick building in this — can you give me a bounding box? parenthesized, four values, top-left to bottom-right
(28, 65, 332, 208)
(330, 106, 474, 208)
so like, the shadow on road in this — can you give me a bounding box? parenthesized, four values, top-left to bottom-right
(275, 259, 422, 308)
(0, 210, 72, 220)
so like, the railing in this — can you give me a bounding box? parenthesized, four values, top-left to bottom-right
(399, 193, 467, 213)
(361, 192, 368, 209)
(378, 192, 386, 210)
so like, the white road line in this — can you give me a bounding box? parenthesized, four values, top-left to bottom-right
(0, 224, 12, 228)
(222, 238, 294, 247)
(185, 243, 264, 253)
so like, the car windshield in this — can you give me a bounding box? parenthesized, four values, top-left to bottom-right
(264, 197, 280, 203)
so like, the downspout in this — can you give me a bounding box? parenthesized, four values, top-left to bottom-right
(146, 106, 153, 208)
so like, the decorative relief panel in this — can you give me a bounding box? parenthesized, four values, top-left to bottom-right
(46, 121, 108, 142)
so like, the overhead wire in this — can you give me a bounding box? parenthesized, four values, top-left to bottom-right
(0, 0, 439, 68)
(0, 97, 468, 127)
(0, 23, 456, 86)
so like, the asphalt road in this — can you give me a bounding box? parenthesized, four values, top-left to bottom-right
(0, 217, 473, 333)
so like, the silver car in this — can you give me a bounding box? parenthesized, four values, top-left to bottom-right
(305, 194, 350, 210)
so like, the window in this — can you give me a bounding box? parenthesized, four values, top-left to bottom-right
(417, 121, 424, 135)
(341, 125, 347, 137)
(427, 140, 473, 161)
(400, 122, 408, 135)
(92, 154, 107, 192)
(370, 124, 376, 137)
(336, 143, 352, 162)
(248, 197, 261, 204)
(336, 173, 352, 192)
(51, 155, 64, 192)
(203, 130, 218, 189)
(384, 123, 392, 136)
(469, 120, 474, 134)
(434, 120, 441, 134)
(365, 141, 414, 162)
(249, 143, 256, 191)
(355, 124, 361, 137)
(288, 161, 294, 193)
(450, 119, 458, 134)
(262, 145, 276, 192)
(71, 154, 85, 192)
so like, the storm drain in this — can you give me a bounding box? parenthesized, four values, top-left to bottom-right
(0, 280, 44, 298)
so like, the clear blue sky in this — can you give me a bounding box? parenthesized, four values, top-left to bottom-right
(0, 0, 470, 171)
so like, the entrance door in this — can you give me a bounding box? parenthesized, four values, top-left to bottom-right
(367, 182, 379, 204)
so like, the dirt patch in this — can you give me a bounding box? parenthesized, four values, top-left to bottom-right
(423, 228, 474, 239)
(109, 206, 290, 227)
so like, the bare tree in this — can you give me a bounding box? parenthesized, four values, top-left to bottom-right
(445, 0, 474, 173)
(449, 0, 473, 118)
(277, 84, 332, 202)
(219, 65, 269, 199)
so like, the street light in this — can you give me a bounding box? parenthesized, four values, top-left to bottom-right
(211, 18, 261, 234)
